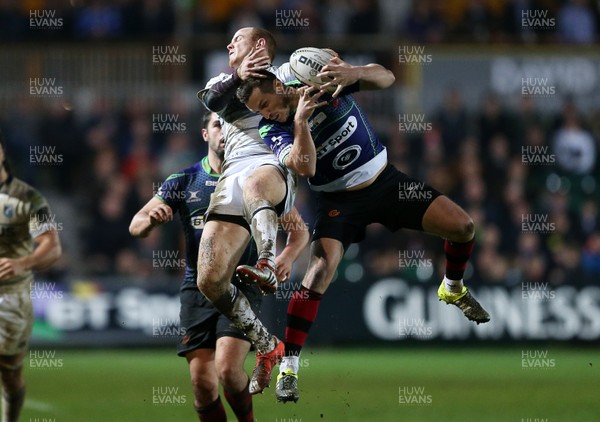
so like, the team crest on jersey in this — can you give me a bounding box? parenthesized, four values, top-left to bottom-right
(3, 204, 14, 218)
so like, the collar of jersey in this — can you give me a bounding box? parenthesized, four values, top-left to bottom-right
(202, 156, 220, 178)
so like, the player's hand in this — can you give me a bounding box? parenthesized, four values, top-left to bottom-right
(148, 203, 173, 226)
(275, 254, 293, 283)
(318, 57, 359, 98)
(0, 258, 26, 281)
(236, 47, 270, 80)
(295, 86, 327, 122)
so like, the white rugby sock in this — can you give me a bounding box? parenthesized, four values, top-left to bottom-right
(444, 276, 464, 293)
(248, 200, 278, 268)
(280, 356, 299, 374)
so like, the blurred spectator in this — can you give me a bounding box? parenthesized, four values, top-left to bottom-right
(557, 0, 597, 44)
(457, 0, 493, 43)
(74, 0, 124, 39)
(347, 0, 380, 34)
(158, 132, 195, 179)
(552, 110, 596, 175)
(404, 0, 445, 43)
(435, 87, 469, 163)
(122, 0, 175, 39)
(582, 232, 600, 275)
(84, 178, 137, 275)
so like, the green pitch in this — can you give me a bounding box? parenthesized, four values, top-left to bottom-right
(21, 347, 598, 421)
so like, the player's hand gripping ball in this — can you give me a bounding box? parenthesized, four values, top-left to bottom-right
(289, 47, 337, 92)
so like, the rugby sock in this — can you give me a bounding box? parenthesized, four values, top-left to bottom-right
(248, 200, 278, 269)
(2, 386, 25, 422)
(443, 238, 475, 292)
(212, 284, 275, 354)
(284, 287, 323, 363)
(279, 355, 300, 374)
(224, 382, 253, 422)
(196, 396, 226, 422)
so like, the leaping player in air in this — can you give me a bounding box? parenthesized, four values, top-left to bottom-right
(196, 27, 309, 395)
(236, 56, 490, 402)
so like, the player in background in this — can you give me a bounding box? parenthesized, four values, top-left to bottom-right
(130, 112, 308, 421)
(236, 61, 490, 402)
(0, 130, 62, 422)
(196, 27, 308, 394)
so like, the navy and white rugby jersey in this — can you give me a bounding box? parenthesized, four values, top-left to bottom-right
(155, 157, 256, 292)
(258, 88, 387, 192)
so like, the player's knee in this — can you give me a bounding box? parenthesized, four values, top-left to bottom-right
(190, 374, 218, 404)
(196, 276, 219, 301)
(450, 216, 475, 243)
(216, 362, 243, 390)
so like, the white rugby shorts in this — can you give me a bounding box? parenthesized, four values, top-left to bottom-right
(207, 154, 297, 222)
(0, 287, 34, 356)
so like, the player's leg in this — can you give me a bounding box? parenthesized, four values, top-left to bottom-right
(197, 220, 277, 355)
(186, 349, 226, 421)
(0, 289, 33, 422)
(236, 165, 287, 291)
(215, 337, 253, 422)
(420, 195, 489, 323)
(277, 237, 345, 403)
(0, 353, 26, 422)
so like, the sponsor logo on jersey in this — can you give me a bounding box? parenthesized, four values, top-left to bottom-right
(333, 145, 362, 170)
(309, 112, 326, 130)
(328, 209, 340, 217)
(205, 180, 218, 187)
(187, 191, 202, 203)
(316, 116, 357, 159)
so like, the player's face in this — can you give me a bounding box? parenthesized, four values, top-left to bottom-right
(246, 86, 293, 123)
(203, 113, 225, 158)
(227, 28, 255, 68)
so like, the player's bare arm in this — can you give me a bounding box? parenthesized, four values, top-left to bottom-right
(129, 197, 174, 238)
(287, 86, 327, 177)
(275, 207, 309, 282)
(318, 57, 395, 98)
(0, 229, 61, 281)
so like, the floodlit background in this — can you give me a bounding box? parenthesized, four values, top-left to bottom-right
(1, 0, 599, 421)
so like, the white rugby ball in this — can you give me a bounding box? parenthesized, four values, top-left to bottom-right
(289, 47, 336, 88)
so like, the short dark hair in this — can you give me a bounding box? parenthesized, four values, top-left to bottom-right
(202, 110, 214, 129)
(236, 72, 276, 105)
(249, 28, 277, 61)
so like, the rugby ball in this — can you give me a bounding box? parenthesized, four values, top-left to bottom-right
(289, 47, 336, 88)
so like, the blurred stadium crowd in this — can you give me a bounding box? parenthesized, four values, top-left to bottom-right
(1, 0, 598, 44)
(0, 0, 598, 287)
